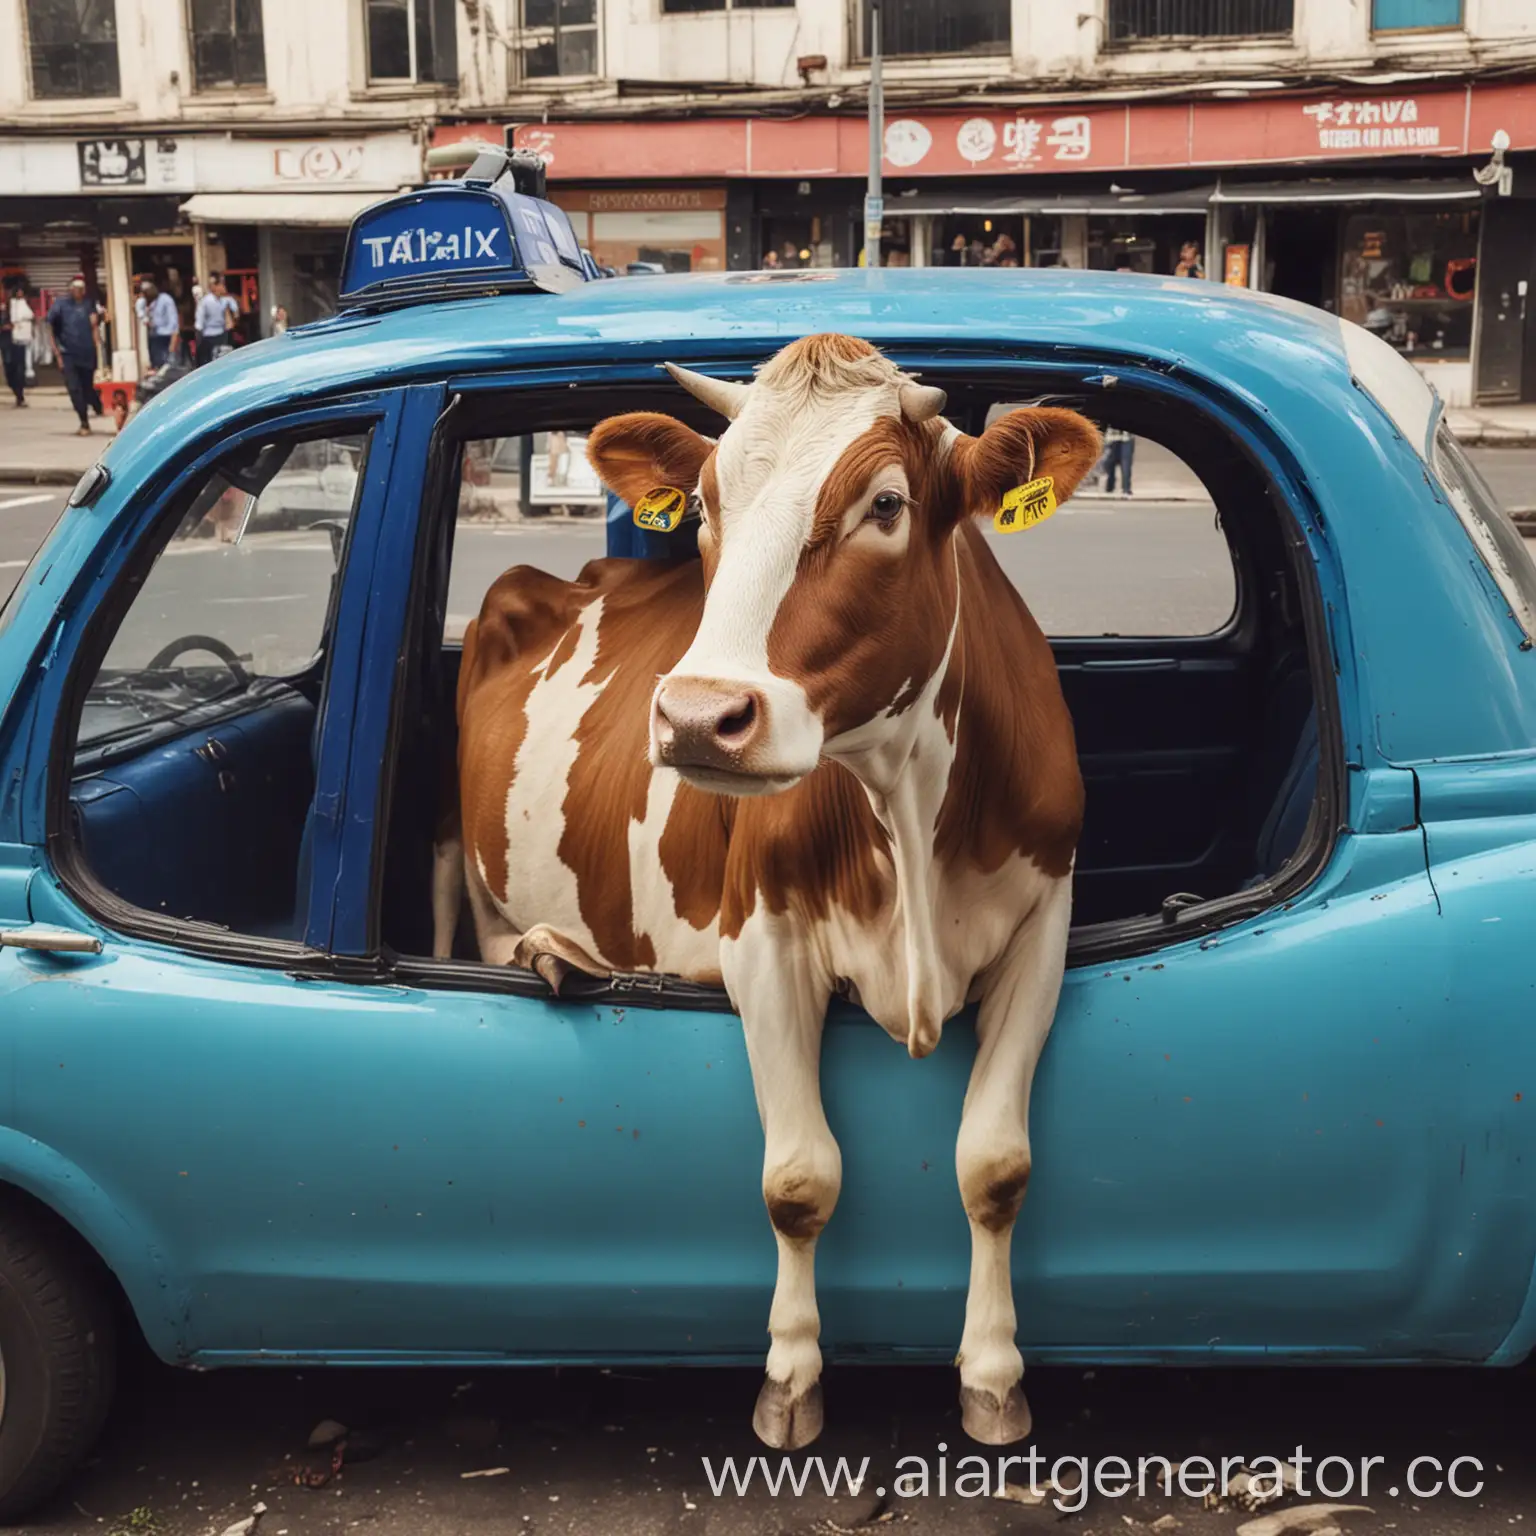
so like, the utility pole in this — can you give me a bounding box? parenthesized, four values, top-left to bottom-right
(865, 1, 883, 269)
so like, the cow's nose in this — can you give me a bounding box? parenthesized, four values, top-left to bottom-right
(653, 678, 765, 769)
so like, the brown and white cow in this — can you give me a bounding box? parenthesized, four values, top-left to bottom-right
(436, 334, 1097, 1449)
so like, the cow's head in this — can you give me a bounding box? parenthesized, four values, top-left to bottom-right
(587, 334, 1100, 796)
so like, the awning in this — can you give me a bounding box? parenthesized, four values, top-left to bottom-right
(179, 191, 399, 227)
(1211, 179, 1481, 204)
(882, 178, 1482, 220)
(884, 187, 1217, 218)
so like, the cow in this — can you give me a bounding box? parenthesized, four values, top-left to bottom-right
(435, 333, 1099, 1450)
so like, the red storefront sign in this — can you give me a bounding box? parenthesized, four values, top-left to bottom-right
(450, 77, 1536, 180)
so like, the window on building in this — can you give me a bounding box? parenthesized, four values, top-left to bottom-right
(365, 0, 457, 83)
(25, 0, 121, 98)
(1106, 0, 1294, 44)
(1372, 0, 1461, 29)
(859, 0, 1007, 55)
(189, 0, 266, 89)
(660, 0, 792, 13)
(519, 0, 598, 77)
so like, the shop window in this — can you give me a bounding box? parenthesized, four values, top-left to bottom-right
(1107, 0, 1293, 44)
(520, 0, 598, 77)
(858, 0, 1008, 56)
(25, 0, 121, 98)
(1373, 0, 1461, 29)
(1339, 209, 1479, 360)
(589, 208, 726, 275)
(189, 0, 266, 90)
(365, 0, 457, 84)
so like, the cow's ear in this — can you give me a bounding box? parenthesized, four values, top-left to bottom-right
(586, 413, 712, 507)
(956, 407, 1102, 519)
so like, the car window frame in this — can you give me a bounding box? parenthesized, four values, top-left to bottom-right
(72, 427, 374, 763)
(367, 351, 1343, 1006)
(45, 392, 406, 971)
(1430, 419, 1536, 647)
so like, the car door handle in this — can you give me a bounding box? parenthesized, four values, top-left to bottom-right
(0, 925, 104, 955)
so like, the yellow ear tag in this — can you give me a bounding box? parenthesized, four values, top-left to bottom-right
(632, 486, 688, 533)
(993, 476, 1057, 534)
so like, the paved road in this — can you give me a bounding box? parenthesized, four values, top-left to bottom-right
(6, 460, 1536, 1534)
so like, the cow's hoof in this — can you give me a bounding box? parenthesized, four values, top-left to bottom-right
(960, 1382, 1032, 1445)
(753, 1376, 823, 1450)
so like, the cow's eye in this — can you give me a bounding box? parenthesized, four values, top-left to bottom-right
(868, 490, 906, 527)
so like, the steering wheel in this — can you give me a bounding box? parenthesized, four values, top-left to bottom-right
(145, 634, 250, 690)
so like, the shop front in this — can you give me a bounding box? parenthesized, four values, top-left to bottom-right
(0, 132, 420, 382)
(464, 75, 1536, 401)
(550, 186, 728, 274)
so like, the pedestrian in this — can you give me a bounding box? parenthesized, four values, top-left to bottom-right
(136, 277, 180, 371)
(194, 273, 235, 364)
(1174, 240, 1206, 279)
(1101, 424, 1135, 497)
(2, 278, 32, 407)
(47, 275, 101, 436)
(269, 304, 289, 336)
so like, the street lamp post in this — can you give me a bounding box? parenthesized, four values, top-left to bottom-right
(865, 1, 883, 269)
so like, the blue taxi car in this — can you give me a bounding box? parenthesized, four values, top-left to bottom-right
(0, 153, 1533, 1516)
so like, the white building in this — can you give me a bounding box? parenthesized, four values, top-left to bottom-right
(440, 0, 1536, 407)
(5, 1, 1536, 400)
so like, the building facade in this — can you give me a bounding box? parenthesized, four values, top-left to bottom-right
(0, 0, 459, 379)
(439, 0, 1536, 407)
(5, 0, 1536, 403)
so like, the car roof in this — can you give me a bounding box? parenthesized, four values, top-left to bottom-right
(107, 268, 1354, 479)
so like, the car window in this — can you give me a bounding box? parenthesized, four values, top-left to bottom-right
(65, 428, 371, 944)
(1432, 422, 1536, 643)
(444, 419, 1235, 642)
(77, 433, 367, 750)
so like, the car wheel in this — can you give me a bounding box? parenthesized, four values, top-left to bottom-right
(0, 1200, 116, 1522)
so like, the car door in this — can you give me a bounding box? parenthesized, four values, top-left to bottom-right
(0, 384, 459, 1365)
(338, 367, 1515, 1373)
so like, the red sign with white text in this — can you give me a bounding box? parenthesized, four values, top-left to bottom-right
(462, 77, 1536, 182)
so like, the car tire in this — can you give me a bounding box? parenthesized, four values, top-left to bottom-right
(0, 1200, 117, 1522)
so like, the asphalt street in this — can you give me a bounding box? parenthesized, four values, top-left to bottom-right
(4, 459, 1536, 1533)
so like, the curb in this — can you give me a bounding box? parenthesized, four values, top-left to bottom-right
(1452, 432, 1536, 448)
(0, 467, 84, 487)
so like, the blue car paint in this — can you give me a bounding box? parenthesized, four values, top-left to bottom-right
(0, 268, 1531, 1369)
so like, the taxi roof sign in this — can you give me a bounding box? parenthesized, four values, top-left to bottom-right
(339, 148, 588, 311)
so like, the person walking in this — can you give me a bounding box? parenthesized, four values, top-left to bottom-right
(194, 273, 235, 364)
(47, 275, 101, 436)
(1101, 424, 1135, 497)
(2, 279, 32, 407)
(136, 277, 180, 371)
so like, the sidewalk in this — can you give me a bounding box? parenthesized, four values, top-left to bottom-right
(1443, 402, 1536, 447)
(0, 388, 117, 483)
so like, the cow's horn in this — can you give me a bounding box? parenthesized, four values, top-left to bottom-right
(899, 380, 948, 422)
(665, 363, 750, 421)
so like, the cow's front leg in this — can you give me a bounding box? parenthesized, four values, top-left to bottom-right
(954, 879, 1072, 1444)
(724, 916, 838, 1451)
